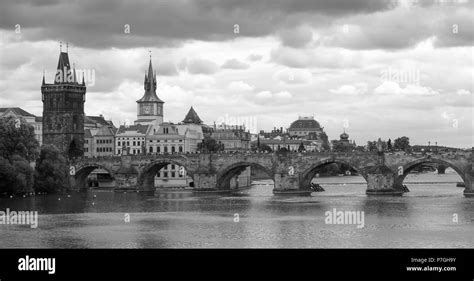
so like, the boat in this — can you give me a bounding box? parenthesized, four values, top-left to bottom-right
(310, 183, 325, 192)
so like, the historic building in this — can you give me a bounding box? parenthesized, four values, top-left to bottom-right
(331, 130, 356, 152)
(115, 124, 148, 155)
(210, 124, 251, 151)
(288, 116, 325, 140)
(84, 118, 117, 157)
(145, 107, 205, 188)
(0, 107, 43, 146)
(134, 59, 164, 126)
(253, 115, 329, 152)
(41, 49, 86, 157)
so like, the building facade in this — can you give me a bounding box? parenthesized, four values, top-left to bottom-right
(115, 125, 148, 155)
(210, 124, 251, 151)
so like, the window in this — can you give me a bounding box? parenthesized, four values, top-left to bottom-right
(118, 149, 121, 154)
(164, 146, 168, 153)
(149, 147, 153, 153)
(164, 172, 168, 177)
(157, 146, 160, 153)
(133, 141, 136, 146)
(179, 146, 183, 153)
(133, 149, 136, 154)
(171, 172, 175, 177)
(171, 165, 175, 170)
(127, 141, 130, 146)
(118, 141, 121, 146)
(171, 146, 175, 153)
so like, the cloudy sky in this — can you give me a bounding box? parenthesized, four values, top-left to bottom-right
(0, 0, 472, 147)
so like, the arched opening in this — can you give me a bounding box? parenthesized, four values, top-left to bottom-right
(395, 158, 466, 195)
(140, 161, 193, 191)
(217, 162, 274, 195)
(300, 159, 367, 195)
(75, 165, 115, 190)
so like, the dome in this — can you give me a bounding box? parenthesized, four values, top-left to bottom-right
(340, 132, 349, 140)
(289, 117, 321, 129)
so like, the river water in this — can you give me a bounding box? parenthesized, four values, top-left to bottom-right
(0, 171, 472, 248)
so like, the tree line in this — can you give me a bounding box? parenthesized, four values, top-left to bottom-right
(0, 117, 69, 196)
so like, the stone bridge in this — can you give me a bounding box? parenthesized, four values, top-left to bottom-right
(69, 149, 473, 197)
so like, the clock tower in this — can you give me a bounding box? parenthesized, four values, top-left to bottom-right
(135, 58, 164, 126)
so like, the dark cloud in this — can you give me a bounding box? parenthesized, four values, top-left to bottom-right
(0, 0, 393, 49)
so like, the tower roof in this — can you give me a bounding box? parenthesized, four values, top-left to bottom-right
(54, 51, 78, 84)
(137, 58, 164, 103)
(182, 106, 203, 124)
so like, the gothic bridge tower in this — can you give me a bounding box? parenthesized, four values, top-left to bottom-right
(41, 45, 86, 158)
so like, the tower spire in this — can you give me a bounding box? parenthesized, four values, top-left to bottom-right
(72, 63, 77, 83)
(42, 69, 45, 85)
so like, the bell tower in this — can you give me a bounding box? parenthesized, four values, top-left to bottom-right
(41, 43, 86, 158)
(135, 55, 164, 126)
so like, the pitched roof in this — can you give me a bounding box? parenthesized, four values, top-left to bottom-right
(116, 124, 149, 135)
(54, 52, 79, 84)
(182, 106, 202, 124)
(85, 115, 113, 127)
(0, 107, 36, 117)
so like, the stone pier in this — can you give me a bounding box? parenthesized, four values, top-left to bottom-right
(366, 165, 403, 196)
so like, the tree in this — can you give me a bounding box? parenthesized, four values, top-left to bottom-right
(34, 145, 68, 193)
(394, 136, 410, 151)
(260, 144, 272, 153)
(367, 141, 377, 152)
(320, 132, 331, 151)
(197, 137, 221, 152)
(332, 141, 352, 152)
(0, 116, 39, 162)
(0, 156, 34, 195)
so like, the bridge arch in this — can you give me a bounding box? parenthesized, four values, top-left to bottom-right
(138, 159, 193, 191)
(74, 164, 115, 189)
(394, 157, 467, 190)
(300, 158, 368, 189)
(217, 161, 274, 190)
